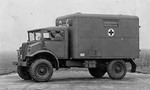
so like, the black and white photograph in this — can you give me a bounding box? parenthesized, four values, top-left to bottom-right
(0, 0, 150, 90)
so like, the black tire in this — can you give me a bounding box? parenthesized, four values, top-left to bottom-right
(29, 59, 53, 82)
(107, 60, 127, 80)
(89, 68, 106, 78)
(17, 66, 31, 80)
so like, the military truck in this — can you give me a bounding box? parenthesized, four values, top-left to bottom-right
(13, 13, 139, 82)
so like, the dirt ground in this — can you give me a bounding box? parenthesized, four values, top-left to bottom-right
(0, 70, 150, 90)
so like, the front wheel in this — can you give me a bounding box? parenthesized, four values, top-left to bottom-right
(29, 59, 53, 82)
(17, 66, 31, 80)
(107, 60, 127, 80)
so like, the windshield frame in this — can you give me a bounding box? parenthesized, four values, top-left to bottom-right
(27, 28, 65, 42)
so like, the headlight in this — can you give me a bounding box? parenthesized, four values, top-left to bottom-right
(27, 46, 31, 52)
(17, 49, 22, 60)
(17, 50, 20, 57)
(20, 55, 22, 59)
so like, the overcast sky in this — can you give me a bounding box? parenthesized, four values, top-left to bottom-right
(0, 0, 150, 52)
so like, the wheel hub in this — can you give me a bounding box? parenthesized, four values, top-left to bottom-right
(38, 65, 47, 75)
(114, 64, 122, 73)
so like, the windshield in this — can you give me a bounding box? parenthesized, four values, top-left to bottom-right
(28, 30, 41, 41)
(28, 30, 64, 41)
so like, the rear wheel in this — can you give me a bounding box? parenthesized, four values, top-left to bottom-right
(107, 60, 126, 80)
(17, 66, 31, 80)
(29, 59, 53, 82)
(89, 68, 106, 78)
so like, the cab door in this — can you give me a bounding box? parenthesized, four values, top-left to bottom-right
(43, 29, 68, 59)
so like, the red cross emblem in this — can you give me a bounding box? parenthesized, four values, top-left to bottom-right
(108, 28, 115, 37)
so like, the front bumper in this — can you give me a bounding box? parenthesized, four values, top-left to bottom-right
(12, 61, 27, 66)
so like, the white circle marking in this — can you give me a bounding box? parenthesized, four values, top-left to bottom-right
(108, 28, 115, 37)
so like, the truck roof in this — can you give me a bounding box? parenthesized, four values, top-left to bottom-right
(56, 13, 139, 20)
(28, 26, 68, 32)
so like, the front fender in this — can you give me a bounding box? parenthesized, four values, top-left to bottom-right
(27, 50, 55, 57)
(27, 50, 59, 70)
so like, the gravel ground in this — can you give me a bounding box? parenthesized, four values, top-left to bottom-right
(0, 70, 150, 90)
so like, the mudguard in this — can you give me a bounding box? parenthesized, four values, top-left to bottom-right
(27, 50, 59, 70)
(129, 59, 137, 73)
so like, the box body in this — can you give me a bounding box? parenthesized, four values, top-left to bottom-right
(56, 13, 139, 59)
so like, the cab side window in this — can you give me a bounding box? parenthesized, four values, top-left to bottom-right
(43, 32, 50, 39)
(51, 31, 64, 41)
(43, 30, 64, 41)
